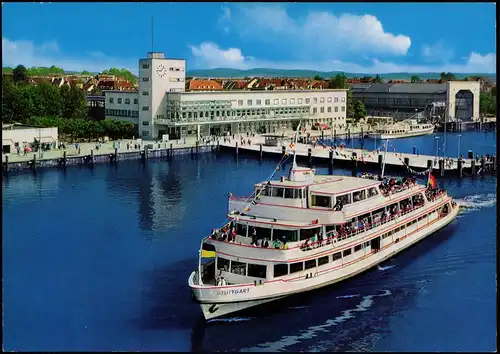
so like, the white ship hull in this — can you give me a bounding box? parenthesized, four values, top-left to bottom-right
(190, 199, 459, 320)
(367, 126, 435, 139)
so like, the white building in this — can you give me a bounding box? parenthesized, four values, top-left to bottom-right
(104, 52, 347, 140)
(2, 125, 58, 153)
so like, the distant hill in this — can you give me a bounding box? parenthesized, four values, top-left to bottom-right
(186, 68, 496, 81)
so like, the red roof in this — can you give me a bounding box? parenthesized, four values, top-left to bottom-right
(188, 79, 222, 90)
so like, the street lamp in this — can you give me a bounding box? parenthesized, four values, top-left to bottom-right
(435, 136, 440, 162)
(457, 134, 462, 159)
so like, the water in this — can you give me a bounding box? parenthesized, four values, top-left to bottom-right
(2, 132, 496, 352)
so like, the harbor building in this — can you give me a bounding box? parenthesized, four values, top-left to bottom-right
(104, 52, 347, 140)
(350, 82, 480, 122)
(2, 124, 58, 153)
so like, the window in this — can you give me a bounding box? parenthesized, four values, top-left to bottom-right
(313, 107, 317, 114)
(134, 99, 138, 104)
(341, 106, 346, 112)
(256, 99, 261, 105)
(290, 98, 295, 104)
(298, 98, 303, 104)
(354, 244, 362, 252)
(327, 97, 332, 102)
(274, 264, 288, 277)
(109, 98, 114, 103)
(217, 257, 230, 271)
(327, 107, 332, 113)
(313, 98, 318, 103)
(320, 97, 325, 103)
(334, 107, 339, 112)
(318, 256, 329, 266)
(117, 98, 122, 104)
(305, 259, 316, 270)
(332, 252, 342, 261)
(343, 248, 352, 257)
(142, 64, 150, 69)
(334, 97, 339, 103)
(265, 99, 270, 105)
(142, 91, 149, 96)
(238, 100, 243, 106)
(281, 99, 287, 104)
(248, 263, 267, 278)
(142, 130, 149, 136)
(231, 261, 247, 275)
(368, 187, 378, 197)
(247, 100, 253, 106)
(352, 190, 366, 202)
(142, 106, 149, 111)
(341, 97, 346, 102)
(320, 107, 325, 113)
(142, 77, 150, 82)
(125, 98, 130, 104)
(305, 98, 310, 104)
(290, 262, 304, 274)
(142, 121, 149, 126)
(311, 195, 331, 208)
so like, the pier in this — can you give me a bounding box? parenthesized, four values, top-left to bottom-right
(220, 136, 496, 178)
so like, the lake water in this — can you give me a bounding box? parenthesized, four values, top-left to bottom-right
(2, 131, 496, 351)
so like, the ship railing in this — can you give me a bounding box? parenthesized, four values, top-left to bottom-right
(380, 180, 417, 197)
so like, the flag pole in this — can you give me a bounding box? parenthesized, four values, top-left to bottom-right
(381, 138, 389, 178)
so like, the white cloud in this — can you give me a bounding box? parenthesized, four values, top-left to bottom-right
(224, 5, 412, 58)
(421, 40, 454, 62)
(189, 41, 496, 73)
(2, 37, 137, 73)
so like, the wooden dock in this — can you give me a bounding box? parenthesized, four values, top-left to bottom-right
(219, 137, 496, 178)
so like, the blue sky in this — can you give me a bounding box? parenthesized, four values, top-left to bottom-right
(2, 2, 496, 74)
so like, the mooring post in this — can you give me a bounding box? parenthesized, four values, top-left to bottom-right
(334, 129, 336, 141)
(471, 159, 476, 175)
(329, 150, 333, 169)
(351, 152, 358, 176)
(5, 155, 8, 172)
(196, 140, 199, 154)
(114, 147, 118, 163)
(32, 154, 37, 171)
(439, 159, 445, 177)
(492, 155, 497, 172)
(259, 144, 263, 161)
(235, 142, 239, 157)
(468, 150, 473, 159)
(63, 150, 67, 167)
(404, 157, 410, 176)
(480, 157, 485, 175)
(216, 140, 220, 153)
(90, 149, 94, 165)
(378, 154, 383, 169)
(308, 148, 312, 166)
(145, 146, 149, 160)
(412, 146, 416, 155)
(457, 158, 463, 178)
(170, 143, 174, 158)
(282, 145, 286, 156)
(427, 159, 432, 171)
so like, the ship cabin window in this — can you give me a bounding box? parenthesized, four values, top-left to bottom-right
(274, 264, 288, 277)
(332, 252, 342, 261)
(336, 193, 351, 205)
(217, 257, 230, 271)
(367, 187, 378, 197)
(235, 223, 248, 237)
(343, 248, 352, 257)
(285, 188, 295, 199)
(311, 194, 332, 208)
(231, 261, 247, 275)
(305, 259, 316, 270)
(248, 263, 267, 278)
(299, 227, 322, 241)
(352, 189, 366, 202)
(290, 262, 304, 274)
(272, 187, 285, 198)
(250, 226, 272, 241)
(354, 244, 362, 252)
(318, 255, 329, 266)
(272, 229, 299, 243)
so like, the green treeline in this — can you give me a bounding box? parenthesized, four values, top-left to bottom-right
(2, 66, 135, 141)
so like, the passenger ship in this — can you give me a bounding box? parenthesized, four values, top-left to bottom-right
(367, 119, 434, 139)
(188, 144, 459, 321)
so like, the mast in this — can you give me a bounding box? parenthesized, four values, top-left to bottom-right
(292, 121, 301, 168)
(381, 138, 389, 178)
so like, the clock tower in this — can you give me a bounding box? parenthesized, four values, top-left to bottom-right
(138, 52, 186, 140)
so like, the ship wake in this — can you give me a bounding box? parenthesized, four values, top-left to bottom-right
(455, 193, 496, 218)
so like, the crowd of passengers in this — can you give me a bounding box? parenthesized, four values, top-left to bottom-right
(425, 187, 446, 201)
(379, 177, 416, 196)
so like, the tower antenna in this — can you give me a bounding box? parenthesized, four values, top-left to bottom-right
(151, 15, 154, 52)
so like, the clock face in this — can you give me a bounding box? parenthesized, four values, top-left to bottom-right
(156, 64, 167, 78)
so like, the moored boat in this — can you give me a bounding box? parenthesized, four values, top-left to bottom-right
(367, 119, 434, 139)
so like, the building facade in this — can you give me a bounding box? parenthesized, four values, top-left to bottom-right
(104, 52, 347, 140)
(2, 125, 58, 153)
(350, 81, 480, 122)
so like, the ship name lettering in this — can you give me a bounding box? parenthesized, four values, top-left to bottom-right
(216, 288, 250, 296)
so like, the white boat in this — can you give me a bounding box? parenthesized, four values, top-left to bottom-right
(188, 128, 459, 321)
(367, 119, 434, 139)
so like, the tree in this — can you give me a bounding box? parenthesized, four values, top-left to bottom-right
(372, 74, 383, 83)
(328, 73, 348, 89)
(480, 92, 497, 116)
(102, 68, 137, 83)
(410, 75, 421, 83)
(2, 78, 22, 123)
(440, 72, 456, 82)
(81, 70, 92, 75)
(353, 100, 367, 120)
(13, 65, 28, 83)
(313, 74, 323, 81)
